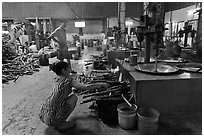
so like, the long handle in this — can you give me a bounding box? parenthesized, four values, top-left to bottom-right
(121, 94, 132, 107)
(196, 67, 202, 72)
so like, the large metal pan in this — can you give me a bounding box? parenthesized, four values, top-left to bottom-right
(157, 58, 187, 63)
(177, 63, 202, 73)
(135, 63, 179, 75)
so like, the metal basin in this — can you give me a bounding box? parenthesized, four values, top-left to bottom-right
(135, 63, 179, 75)
(158, 58, 187, 63)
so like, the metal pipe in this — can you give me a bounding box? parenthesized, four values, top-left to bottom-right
(145, 33, 151, 62)
(118, 2, 126, 47)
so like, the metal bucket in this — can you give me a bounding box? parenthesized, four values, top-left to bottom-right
(117, 103, 138, 130)
(137, 107, 160, 134)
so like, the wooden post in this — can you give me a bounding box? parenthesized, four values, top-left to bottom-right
(35, 17, 40, 50)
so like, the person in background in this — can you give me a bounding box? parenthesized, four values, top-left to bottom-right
(23, 41, 29, 54)
(44, 32, 51, 48)
(8, 24, 25, 53)
(72, 35, 80, 47)
(158, 40, 181, 59)
(100, 31, 107, 56)
(107, 27, 113, 37)
(39, 61, 109, 130)
(25, 20, 34, 44)
(48, 21, 76, 73)
(129, 32, 134, 49)
(100, 31, 106, 44)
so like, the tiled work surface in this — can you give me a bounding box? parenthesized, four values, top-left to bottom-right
(2, 47, 202, 135)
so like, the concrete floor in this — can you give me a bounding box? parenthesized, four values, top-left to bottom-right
(2, 46, 202, 135)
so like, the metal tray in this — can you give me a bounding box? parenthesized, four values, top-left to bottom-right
(177, 63, 202, 73)
(158, 58, 187, 63)
(135, 63, 179, 75)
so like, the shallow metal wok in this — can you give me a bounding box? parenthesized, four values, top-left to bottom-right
(135, 63, 179, 75)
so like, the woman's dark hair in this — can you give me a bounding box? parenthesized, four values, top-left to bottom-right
(50, 61, 68, 75)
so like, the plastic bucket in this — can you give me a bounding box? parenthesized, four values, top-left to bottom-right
(117, 103, 138, 130)
(137, 107, 160, 134)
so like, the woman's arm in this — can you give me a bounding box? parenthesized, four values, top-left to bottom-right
(72, 79, 109, 91)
